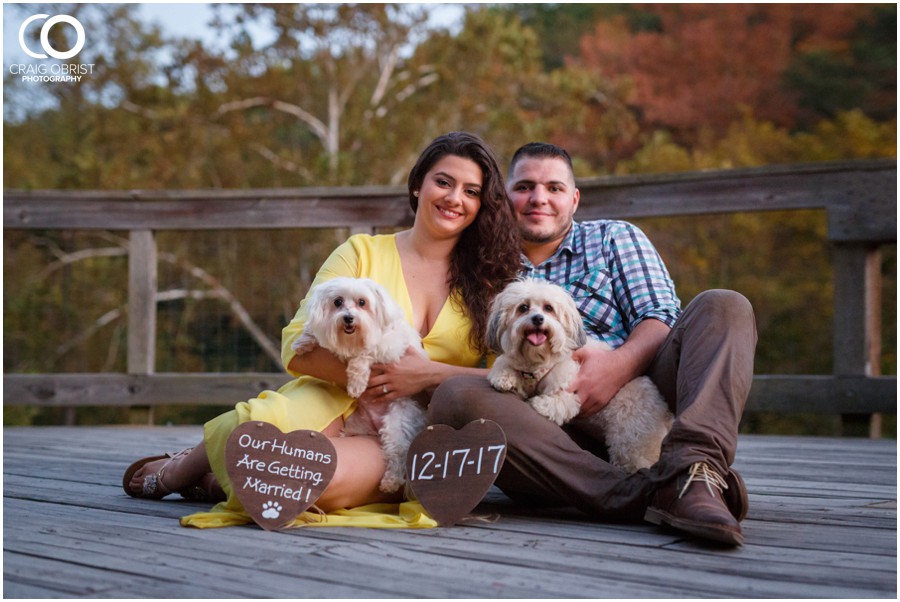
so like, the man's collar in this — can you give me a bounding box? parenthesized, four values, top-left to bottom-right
(558, 222, 579, 255)
(522, 222, 579, 269)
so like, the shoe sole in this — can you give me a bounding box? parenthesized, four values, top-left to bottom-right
(645, 506, 744, 547)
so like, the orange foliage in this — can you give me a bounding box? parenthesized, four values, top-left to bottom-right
(576, 4, 865, 140)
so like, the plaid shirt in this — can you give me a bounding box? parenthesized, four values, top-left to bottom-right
(522, 220, 681, 348)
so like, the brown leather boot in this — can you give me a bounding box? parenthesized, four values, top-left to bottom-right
(645, 462, 744, 546)
(724, 468, 749, 522)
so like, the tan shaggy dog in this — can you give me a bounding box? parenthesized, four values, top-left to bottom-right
(487, 278, 673, 473)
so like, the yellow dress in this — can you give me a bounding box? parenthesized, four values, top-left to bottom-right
(181, 233, 482, 529)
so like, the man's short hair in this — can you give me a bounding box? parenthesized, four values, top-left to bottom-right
(508, 142, 575, 180)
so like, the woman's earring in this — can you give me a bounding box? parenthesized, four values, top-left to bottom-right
(413, 191, 419, 197)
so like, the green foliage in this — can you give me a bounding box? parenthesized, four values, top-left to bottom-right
(795, 110, 898, 161)
(636, 210, 834, 377)
(4, 230, 129, 374)
(617, 109, 896, 174)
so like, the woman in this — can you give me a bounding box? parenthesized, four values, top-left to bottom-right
(123, 132, 522, 528)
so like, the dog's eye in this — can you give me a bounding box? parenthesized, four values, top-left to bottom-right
(544, 304, 554, 314)
(333, 297, 343, 308)
(517, 303, 529, 314)
(357, 298, 366, 308)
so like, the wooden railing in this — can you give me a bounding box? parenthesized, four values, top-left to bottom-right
(5, 160, 897, 435)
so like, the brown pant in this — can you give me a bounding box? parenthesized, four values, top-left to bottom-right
(428, 289, 758, 521)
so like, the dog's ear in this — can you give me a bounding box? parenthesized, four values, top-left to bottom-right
(570, 318, 588, 350)
(486, 307, 504, 354)
(368, 279, 405, 328)
(561, 297, 588, 350)
(486, 289, 512, 354)
(299, 279, 334, 350)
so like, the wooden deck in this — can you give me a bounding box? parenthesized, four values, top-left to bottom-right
(3, 426, 896, 598)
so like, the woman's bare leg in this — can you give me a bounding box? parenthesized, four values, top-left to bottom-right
(315, 417, 400, 511)
(127, 418, 395, 509)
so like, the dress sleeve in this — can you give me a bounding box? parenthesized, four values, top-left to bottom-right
(280, 237, 364, 375)
(606, 222, 681, 331)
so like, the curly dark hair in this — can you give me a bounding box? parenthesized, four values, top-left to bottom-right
(407, 132, 522, 355)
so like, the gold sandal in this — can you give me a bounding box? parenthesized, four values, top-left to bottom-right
(122, 449, 192, 499)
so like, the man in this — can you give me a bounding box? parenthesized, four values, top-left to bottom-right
(428, 142, 757, 546)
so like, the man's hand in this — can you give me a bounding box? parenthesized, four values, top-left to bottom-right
(568, 319, 672, 417)
(568, 345, 632, 417)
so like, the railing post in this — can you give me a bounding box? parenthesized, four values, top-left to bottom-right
(128, 230, 158, 425)
(833, 243, 883, 437)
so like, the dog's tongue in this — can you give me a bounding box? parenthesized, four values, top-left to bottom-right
(526, 331, 547, 346)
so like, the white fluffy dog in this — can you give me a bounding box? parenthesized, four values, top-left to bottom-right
(291, 277, 427, 493)
(487, 278, 673, 473)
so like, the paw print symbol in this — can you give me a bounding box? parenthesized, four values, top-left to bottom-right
(261, 500, 282, 519)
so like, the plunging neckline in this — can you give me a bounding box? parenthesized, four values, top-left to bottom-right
(392, 235, 452, 340)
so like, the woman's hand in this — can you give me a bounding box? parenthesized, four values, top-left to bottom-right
(358, 346, 442, 404)
(287, 344, 349, 386)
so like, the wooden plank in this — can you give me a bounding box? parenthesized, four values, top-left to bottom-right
(3, 373, 292, 407)
(745, 374, 896, 414)
(4, 195, 415, 230)
(832, 243, 884, 436)
(5, 373, 895, 415)
(127, 230, 158, 425)
(827, 170, 898, 242)
(575, 159, 895, 233)
(5, 160, 894, 235)
(3, 184, 408, 201)
(127, 230, 158, 375)
(3, 551, 236, 599)
(833, 245, 883, 377)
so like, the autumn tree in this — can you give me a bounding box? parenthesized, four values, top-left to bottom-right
(496, 4, 650, 70)
(784, 4, 897, 127)
(186, 3, 436, 185)
(575, 4, 871, 143)
(398, 7, 640, 174)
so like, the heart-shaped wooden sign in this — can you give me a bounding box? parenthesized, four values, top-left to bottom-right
(225, 421, 337, 531)
(406, 419, 507, 526)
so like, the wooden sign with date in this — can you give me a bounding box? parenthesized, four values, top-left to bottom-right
(406, 419, 507, 526)
(225, 421, 337, 531)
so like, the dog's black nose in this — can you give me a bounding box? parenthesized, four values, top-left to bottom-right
(531, 314, 544, 326)
(343, 315, 354, 325)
